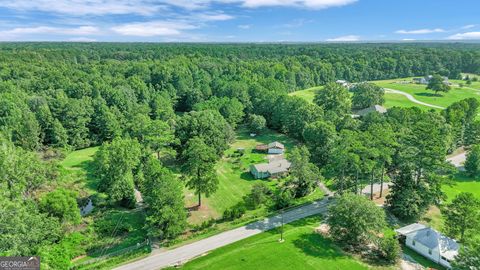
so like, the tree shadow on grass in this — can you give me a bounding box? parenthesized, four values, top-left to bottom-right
(292, 233, 344, 260)
(76, 159, 100, 191)
(416, 92, 443, 97)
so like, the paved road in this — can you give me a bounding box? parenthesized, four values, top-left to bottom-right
(384, 88, 445, 109)
(115, 199, 331, 270)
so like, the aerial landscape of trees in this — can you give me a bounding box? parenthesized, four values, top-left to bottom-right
(1, 42, 480, 269)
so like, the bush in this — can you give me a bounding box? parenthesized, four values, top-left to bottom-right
(223, 203, 247, 221)
(249, 182, 271, 209)
(375, 231, 401, 264)
(39, 188, 81, 224)
(274, 189, 294, 210)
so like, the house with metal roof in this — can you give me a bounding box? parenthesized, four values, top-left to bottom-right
(250, 159, 291, 179)
(355, 104, 387, 117)
(395, 223, 459, 268)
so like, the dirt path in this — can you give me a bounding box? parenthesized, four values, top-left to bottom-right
(384, 88, 445, 109)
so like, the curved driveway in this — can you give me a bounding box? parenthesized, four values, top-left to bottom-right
(384, 88, 445, 109)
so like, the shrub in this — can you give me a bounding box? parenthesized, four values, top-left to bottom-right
(223, 203, 247, 221)
(39, 188, 81, 224)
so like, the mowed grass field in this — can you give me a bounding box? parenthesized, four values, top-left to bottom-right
(186, 126, 324, 224)
(288, 86, 322, 103)
(180, 216, 392, 270)
(373, 77, 480, 108)
(443, 173, 480, 202)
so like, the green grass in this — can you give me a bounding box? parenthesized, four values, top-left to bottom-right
(185, 126, 322, 224)
(383, 92, 430, 110)
(442, 173, 480, 202)
(373, 77, 480, 109)
(61, 147, 99, 170)
(288, 86, 322, 104)
(180, 216, 390, 270)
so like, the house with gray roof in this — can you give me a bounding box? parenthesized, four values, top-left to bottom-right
(395, 223, 459, 268)
(355, 104, 387, 117)
(250, 159, 291, 179)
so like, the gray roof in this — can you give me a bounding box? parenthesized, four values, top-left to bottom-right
(396, 223, 459, 260)
(356, 105, 387, 116)
(252, 159, 291, 174)
(268, 141, 285, 149)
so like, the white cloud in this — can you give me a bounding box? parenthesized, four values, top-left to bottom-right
(240, 0, 357, 9)
(238, 24, 252, 29)
(196, 13, 235, 21)
(402, 38, 416, 41)
(461, 24, 476, 30)
(326, 35, 360, 41)
(111, 21, 197, 37)
(447, 32, 480, 40)
(0, 25, 100, 36)
(0, 0, 164, 16)
(395, 28, 445, 34)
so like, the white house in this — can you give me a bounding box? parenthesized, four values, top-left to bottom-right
(395, 223, 459, 268)
(267, 141, 285, 154)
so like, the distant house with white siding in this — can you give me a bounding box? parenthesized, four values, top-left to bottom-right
(395, 223, 459, 268)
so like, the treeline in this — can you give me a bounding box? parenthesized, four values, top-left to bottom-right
(1, 43, 480, 268)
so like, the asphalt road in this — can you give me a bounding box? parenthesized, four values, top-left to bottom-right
(114, 198, 331, 270)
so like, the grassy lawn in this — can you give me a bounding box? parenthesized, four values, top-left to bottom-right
(288, 86, 322, 103)
(383, 92, 430, 110)
(422, 172, 480, 232)
(61, 147, 99, 170)
(59, 147, 150, 269)
(180, 216, 391, 270)
(186, 126, 319, 224)
(373, 77, 480, 109)
(442, 173, 480, 202)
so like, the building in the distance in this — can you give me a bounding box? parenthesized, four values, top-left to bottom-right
(395, 223, 459, 268)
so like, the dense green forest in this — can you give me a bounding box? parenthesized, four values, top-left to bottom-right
(1, 43, 480, 269)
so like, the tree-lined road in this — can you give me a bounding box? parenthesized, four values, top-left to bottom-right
(114, 199, 331, 270)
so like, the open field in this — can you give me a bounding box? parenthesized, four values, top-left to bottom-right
(180, 216, 392, 270)
(373, 77, 480, 108)
(186, 126, 324, 224)
(289, 77, 480, 110)
(288, 86, 322, 103)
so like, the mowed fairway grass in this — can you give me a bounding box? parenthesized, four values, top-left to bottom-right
(180, 216, 390, 270)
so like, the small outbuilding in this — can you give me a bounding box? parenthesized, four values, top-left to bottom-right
(267, 141, 285, 154)
(395, 223, 459, 268)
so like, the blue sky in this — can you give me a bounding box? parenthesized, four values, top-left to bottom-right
(0, 0, 479, 42)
